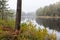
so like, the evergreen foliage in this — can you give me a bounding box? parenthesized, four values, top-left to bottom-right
(36, 2, 60, 31)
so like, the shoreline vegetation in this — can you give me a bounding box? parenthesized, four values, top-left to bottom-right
(0, 20, 56, 40)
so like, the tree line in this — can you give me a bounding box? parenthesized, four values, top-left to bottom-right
(36, 2, 60, 31)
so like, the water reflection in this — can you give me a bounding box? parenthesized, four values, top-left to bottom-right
(36, 18, 60, 31)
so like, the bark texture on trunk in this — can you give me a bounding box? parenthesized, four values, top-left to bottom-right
(15, 0, 22, 30)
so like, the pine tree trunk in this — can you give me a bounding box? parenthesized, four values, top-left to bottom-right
(1, 10, 4, 20)
(15, 0, 22, 30)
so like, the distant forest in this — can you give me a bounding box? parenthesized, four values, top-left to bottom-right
(36, 2, 60, 31)
(21, 12, 36, 21)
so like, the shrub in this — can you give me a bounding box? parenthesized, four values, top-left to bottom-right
(0, 20, 56, 40)
(20, 21, 56, 40)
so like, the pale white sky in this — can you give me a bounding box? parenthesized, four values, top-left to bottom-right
(8, 0, 60, 13)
